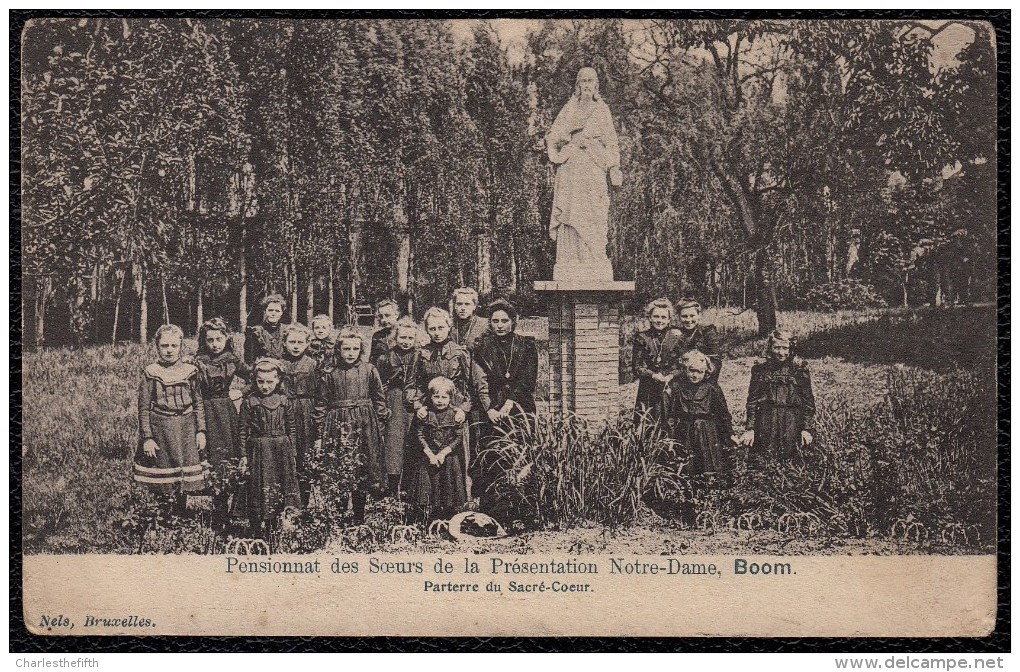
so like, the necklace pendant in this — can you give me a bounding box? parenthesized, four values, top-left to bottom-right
(505, 371, 511, 379)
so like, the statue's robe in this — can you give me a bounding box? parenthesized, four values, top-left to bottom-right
(546, 96, 621, 282)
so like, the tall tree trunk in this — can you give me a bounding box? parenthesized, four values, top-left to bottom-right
(90, 263, 99, 343)
(289, 255, 299, 320)
(406, 238, 415, 318)
(508, 237, 518, 293)
(349, 218, 362, 304)
(395, 226, 411, 304)
(238, 251, 248, 331)
(477, 228, 492, 297)
(161, 273, 170, 325)
(754, 248, 778, 336)
(328, 262, 336, 324)
(711, 157, 775, 332)
(187, 153, 196, 212)
(392, 200, 410, 304)
(35, 276, 52, 350)
(138, 266, 148, 344)
(196, 284, 204, 332)
(112, 267, 127, 343)
(306, 272, 314, 326)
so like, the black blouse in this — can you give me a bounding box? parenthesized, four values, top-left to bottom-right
(473, 332, 538, 415)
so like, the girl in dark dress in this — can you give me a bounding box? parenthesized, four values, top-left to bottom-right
(632, 298, 684, 427)
(405, 307, 490, 502)
(313, 330, 390, 524)
(407, 376, 468, 524)
(370, 298, 401, 362)
(244, 293, 286, 365)
(239, 358, 300, 535)
(450, 287, 488, 351)
(134, 325, 207, 511)
(195, 317, 245, 524)
(281, 323, 318, 506)
(660, 350, 739, 526)
(373, 317, 419, 497)
(740, 330, 816, 464)
(675, 297, 723, 380)
(308, 314, 336, 368)
(666, 350, 738, 476)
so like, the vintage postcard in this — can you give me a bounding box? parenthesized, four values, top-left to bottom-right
(19, 16, 1000, 638)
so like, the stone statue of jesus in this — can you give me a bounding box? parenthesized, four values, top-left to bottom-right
(545, 67, 623, 283)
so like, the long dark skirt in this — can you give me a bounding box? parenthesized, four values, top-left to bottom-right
(408, 453, 467, 518)
(321, 404, 386, 493)
(247, 436, 300, 526)
(202, 396, 243, 522)
(203, 397, 240, 465)
(671, 416, 733, 475)
(634, 379, 668, 428)
(753, 406, 804, 461)
(132, 412, 207, 494)
(291, 397, 316, 504)
(382, 388, 412, 477)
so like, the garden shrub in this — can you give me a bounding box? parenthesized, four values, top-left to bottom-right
(800, 279, 887, 312)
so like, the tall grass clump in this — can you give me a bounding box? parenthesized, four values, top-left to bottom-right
(478, 413, 685, 531)
(719, 365, 995, 550)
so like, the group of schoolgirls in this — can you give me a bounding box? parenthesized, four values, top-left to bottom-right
(133, 288, 538, 534)
(632, 298, 816, 518)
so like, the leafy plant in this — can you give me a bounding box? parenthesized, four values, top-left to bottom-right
(479, 412, 686, 531)
(799, 279, 888, 312)
(276, 422, 363, 553)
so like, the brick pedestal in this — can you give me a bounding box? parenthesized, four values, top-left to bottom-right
(534, 280, 635, 423)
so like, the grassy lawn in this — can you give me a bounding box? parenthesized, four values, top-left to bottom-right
(22, 306, 996, 555)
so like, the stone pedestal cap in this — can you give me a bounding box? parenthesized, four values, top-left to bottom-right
(533, 280, 635, 293)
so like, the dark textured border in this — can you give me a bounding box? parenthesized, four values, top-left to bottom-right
(10, 8, 1010, 654)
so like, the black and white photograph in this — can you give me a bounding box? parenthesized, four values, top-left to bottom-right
(17, 15, 1001, 639)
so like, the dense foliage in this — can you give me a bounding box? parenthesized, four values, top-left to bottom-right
(800, 279, 887, 311)
(22, 19, 996, 346)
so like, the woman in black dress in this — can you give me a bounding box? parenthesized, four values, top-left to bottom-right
(471, 300, 539, 513)
(674, 297, 722, 380)
(473, 300, 539, 419)
(632, 298, 684, 427)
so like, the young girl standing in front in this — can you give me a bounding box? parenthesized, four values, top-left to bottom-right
(407, 376, 468, 524)
(313, 330, 390, 524)
(195, 317, 244, 524)
(281, 323, 318, 506)
(134, 325, 207, 511)
(405, 307, 489, 501)
(239, 358, 301, 536)
(664, 350, 739, 525)
(373, 316, 419, 497)
(740, 330, 816, 464)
